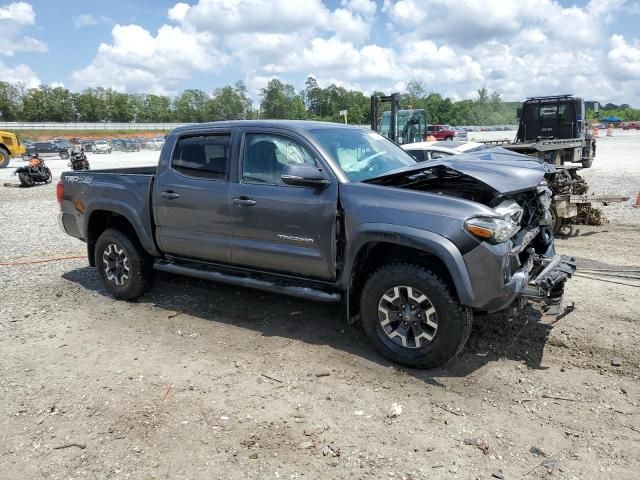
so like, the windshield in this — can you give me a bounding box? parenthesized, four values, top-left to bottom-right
(311, 128, 417, 182)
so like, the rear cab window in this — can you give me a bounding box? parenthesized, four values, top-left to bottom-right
(171, 134, 231, 180)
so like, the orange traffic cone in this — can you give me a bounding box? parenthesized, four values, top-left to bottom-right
(634, 191, 640, 208)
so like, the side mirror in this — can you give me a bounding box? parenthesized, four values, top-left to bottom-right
(281, 164, 330, 188)
(516, 107, 522, 119)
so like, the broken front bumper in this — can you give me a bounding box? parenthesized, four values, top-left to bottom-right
(517, 254, 576, 316)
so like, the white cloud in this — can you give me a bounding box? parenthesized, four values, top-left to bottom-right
(177, 0, 330, 34)
(0, 60, 40, 87)
(168, 2, 190, 22)
(0, 2, 35, 24)
(71, 24, 227, 94)
(608, 34, 640, 81)
(73, 13, 111, 28)
(67, 0, 640, 105)
(0, 2, 46, 57)
(342, 0, 377, 17)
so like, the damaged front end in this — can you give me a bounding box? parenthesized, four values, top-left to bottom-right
(519, 254, 577, 316)
(365, 154, 576, 317)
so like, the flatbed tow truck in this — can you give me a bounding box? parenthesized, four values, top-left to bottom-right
(481, 95, 628, 232)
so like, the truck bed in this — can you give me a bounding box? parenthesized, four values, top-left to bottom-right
(59, 167, 157, 252)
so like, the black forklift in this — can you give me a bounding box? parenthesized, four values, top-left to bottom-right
(371, 93, 428, 145)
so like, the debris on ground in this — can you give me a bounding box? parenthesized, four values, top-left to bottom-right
(387, 402, 403, 418)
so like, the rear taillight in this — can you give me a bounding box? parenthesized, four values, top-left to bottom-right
(56, 181, 64, 209)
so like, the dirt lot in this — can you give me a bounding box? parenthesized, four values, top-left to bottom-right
(1, 133, 639, 479)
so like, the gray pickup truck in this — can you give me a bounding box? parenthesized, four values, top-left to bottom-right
(57, 120, 575, 368)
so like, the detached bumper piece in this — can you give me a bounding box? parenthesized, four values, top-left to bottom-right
(520, 255, 576, 317)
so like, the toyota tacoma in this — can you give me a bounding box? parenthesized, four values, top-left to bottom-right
(57, 121, 575, 368)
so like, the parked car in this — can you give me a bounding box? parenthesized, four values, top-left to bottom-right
(111, 139, 125, 151)
(402, 141, 491, 162)
(57, 120, 575, 369)
(134, 137, 148, 149)
(93, 141, 112, 154)
(80, 140, 95, 152)
(122, 139, 141, 152)
(426, 124, 459, 141)
(146, 137, 165, 150)
(450, 127, 468, 140)
(23, 141, 70, 160)
(622, 122, 640, 130)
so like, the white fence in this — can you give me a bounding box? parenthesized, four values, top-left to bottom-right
(0, 122, 193, 130)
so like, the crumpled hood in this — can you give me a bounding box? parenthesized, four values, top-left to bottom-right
(365, 147, 550, 195)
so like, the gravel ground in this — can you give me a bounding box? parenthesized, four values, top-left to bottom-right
(1, 136, 639, 479)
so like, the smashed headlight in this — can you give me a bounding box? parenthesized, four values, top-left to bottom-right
(536, 183, 553, 211)
(465, 216, 520, 243)
(494, 199, 524, 225)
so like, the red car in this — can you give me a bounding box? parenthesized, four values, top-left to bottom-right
(622, 122, 640, 130)
(426, 124, 459, 141)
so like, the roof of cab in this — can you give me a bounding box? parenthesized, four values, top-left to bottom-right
(169, 120, 367, 136)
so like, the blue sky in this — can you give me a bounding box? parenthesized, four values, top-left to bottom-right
(3, 0, 640, 104)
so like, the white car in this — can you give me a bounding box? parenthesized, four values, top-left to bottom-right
(146, 137, 165, 150)
(402, 141, 490, 162)
(93, 141, 112, 154)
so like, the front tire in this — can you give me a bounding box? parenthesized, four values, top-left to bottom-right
(60, 151, 70, 160)
(360, 263, 472, 368)
(94, 228, 154, 300)
(0, 147, 10, 168)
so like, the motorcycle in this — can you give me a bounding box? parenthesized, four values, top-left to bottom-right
(68, 150, 90, 170)
(14, 154, 52, 187)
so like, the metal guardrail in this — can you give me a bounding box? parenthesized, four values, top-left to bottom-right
(0, 122, 193, 130)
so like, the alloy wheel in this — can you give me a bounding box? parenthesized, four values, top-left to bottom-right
(102, 243, 130, 286)
(377, 285, 438, 348)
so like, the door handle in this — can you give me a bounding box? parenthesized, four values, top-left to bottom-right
(160, 191, 180, 200)
(232, 196, 257, 206)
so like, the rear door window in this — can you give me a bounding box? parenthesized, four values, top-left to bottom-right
(171, 134, 231, 180)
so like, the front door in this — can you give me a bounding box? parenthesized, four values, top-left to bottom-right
(153, 132, 233, 263)
(229, 131, 339, 281)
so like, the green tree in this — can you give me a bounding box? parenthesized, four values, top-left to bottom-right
(105, 89, 134, 122)
(133, 94, 172, 122)
(206, 81, 252, 120)
(74, 88, 106, 122)
(173, 89, 209, 122)
(259, 79, 301, 119)
(0, 81, 22, 120)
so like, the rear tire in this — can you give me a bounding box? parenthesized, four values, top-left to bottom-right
(0, 147, 10, 168)
(360, 263, 472, 369)
(18, 172, 35, 187)
(94, 228, 154, 300)
(44, 167, 52, 183)
(445, 136, 453, 141)
(60, 151, 70, 160)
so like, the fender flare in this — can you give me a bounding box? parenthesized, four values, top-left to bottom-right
(342, 223, 475, 306)
(84, 201, 159, 257)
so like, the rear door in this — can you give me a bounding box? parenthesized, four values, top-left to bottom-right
(229, 129, 339, 281)
(153, 131, 233, 263)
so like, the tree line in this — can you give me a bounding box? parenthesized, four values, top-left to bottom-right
(0, 78, 636, 125)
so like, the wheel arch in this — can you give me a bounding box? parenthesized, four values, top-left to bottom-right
(342, 224, 475, 323)
(85, 206, 157, 266)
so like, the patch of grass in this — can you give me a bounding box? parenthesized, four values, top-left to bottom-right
(14, 129, 170, 141)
